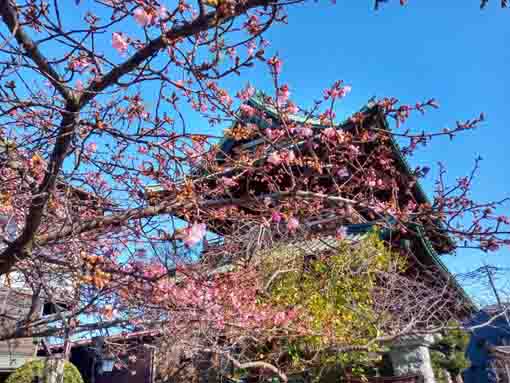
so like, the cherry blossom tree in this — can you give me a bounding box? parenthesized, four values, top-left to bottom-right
(0, 0, 508, 381)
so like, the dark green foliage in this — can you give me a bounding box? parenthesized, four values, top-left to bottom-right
(5, 359, 84, 383)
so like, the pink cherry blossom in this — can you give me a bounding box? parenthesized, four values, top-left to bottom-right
(282, 150, 295, 163)
(112, 32, 128, 54)
(267, 151, 282, 166)
(273, 311, 287, 326)
(268, 55, 283, 74)
(295, 126, 313, 138)
(157, 5, 169, 20)
(287, 217, 299, 231)
(221, 177, 237, 187)
(323, 81, 352, 100)
(286, 102, 299, 114)
(75, 80, 84, 91)
(322, 127, 346, 143)
(348, 144, 360, 156)
(336, 226, 347, 240)
(498, 216, 510, 225)
(322, 127, 337, 140)
(219, 92, 233, 107)
(265, 128, 283, 141)
(244, 15, 260, 35)
(329, 85, 352, 99)
(271, 211, 282, 223)
(240, 104, 256, 117)
(246, 41, 257, 57)
(226, 47, 237, 59)
(133, 8, 153, 26)
(237, 85, 256, 101)
(337, 167, 350, 178)
(406, 200, 417, 212)
(184, 141, 205, 165)
(182, 223, 206, 247)
(69, 57, 90, 71)
(86, 143, 97, 153)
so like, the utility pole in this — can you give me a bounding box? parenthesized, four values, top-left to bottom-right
(483, 265, 510, 383)
(484, 265, 503, 309)
(483, 264, 510, 325)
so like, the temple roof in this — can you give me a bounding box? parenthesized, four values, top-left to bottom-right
(213, 92, 456, 254)
(146, 94, 455, 254)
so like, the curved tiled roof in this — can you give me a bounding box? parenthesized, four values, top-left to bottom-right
(217, 92, 455, 254)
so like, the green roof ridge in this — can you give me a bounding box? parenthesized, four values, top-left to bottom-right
(414, 224, 476, 311)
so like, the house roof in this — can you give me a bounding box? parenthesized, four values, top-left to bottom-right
(480, 303, 510, 316)
(488, 345, 510, 360)
(47, 329, 160, 353)
(0, 287, 39, 372)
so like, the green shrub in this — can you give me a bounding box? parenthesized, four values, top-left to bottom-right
(258, 231, 405, 379)
(6, 359, 84, 383)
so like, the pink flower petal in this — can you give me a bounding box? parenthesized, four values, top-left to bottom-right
(183, 223, 206, 247)
(112, 32, 128, 54)
(271, 211, 282, 223)
(267, 151, 282, 166)
(133, 8, 153, 26)
(287, 217, 299, 231)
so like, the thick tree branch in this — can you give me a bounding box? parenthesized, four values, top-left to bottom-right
(79, 0, 270, 107)
(0, 0, 75, 102)
(221, 354, 289, 383)
(36, 190, 359, 246)
(0, 108, 78, 274)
